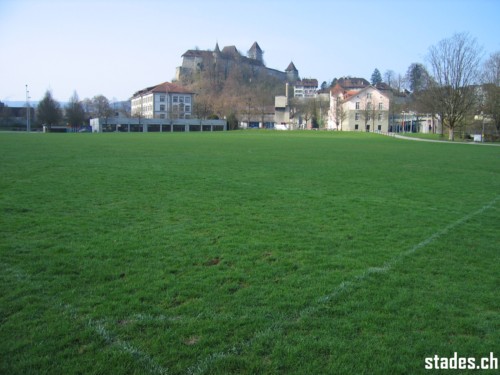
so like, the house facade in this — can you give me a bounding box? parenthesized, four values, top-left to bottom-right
(328, 84, 390, 132)
(130, 82, 194, 119)
(294, 79, 318, 98)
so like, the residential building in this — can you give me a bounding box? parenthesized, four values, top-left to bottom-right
(294, 79, 318, 98)
(328, 83, 390, 132)
(130, 82, 194, 119)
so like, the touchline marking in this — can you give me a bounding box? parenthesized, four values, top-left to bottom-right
(187, 196, 499, 374)
(0, 263, 169, 375)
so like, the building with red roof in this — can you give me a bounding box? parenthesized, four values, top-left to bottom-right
(131, 81, 195, 119)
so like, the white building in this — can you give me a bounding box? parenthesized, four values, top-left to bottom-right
(328, 84, 390, 132)
(131, 82, 194, 120)
(294, 79, 318, 98)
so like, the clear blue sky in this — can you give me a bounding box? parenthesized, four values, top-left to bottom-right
(1, 0, 499, 103)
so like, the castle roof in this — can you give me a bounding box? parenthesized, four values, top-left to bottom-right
(182, 49, 213, 58)
(286, 61, 298, 72)
(221, 45, 239, 56)
(249, 41, 263, 54)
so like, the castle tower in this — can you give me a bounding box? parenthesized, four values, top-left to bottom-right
(248, 42, 264, 64)
(214, 42, 221, 54)
(285, 61, 299, 82)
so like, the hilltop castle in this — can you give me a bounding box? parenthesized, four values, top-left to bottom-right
(175, 42, 300, 83)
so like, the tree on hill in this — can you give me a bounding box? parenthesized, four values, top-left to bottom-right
(371, 69, 382, 86)
(383, 70, 396, 88)
(184, 58, 284, 121)
(37, 90, 62, 130)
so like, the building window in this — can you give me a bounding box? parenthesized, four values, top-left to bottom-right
(160, 105, 165, 111)
(185, 96, 191, 103)
(355, 113, 360, 120)
(367, 102, 372, 110)
(378, 102, 383, 110)
(355, 124, 359, 130)
(378, 125, 382, 131)
(173, 96, 178, 103)
(185, 105, 191, 113)
(367, 93, 372, 99)
(160, 95, 165, 102)
(179, 96, 184, 103)
(160, 114, 165, 119)
(378, 113, 382, 121)
(355, 102, 360, 109)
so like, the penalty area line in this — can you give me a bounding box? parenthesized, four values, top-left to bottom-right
(187, 195, 499, 374)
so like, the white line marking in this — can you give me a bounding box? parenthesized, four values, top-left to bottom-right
(187, 196, 499, 374)
(0, 264, 169, 375)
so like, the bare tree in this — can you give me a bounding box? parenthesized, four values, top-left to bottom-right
(332, 94, 347, 130)
(427, 32, 483, 140)
(383, 70, 396, 88)
(481, 51, 500, 133)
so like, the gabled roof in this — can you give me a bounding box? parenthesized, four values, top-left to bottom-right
(132, 82, 194, 98)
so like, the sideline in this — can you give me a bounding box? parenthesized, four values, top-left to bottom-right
(187, 196, 499, 374)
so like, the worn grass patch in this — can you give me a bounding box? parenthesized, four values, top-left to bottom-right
(1, 131, 498, 374)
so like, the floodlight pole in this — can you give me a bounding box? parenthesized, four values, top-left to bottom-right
(25, 84, 31, 132)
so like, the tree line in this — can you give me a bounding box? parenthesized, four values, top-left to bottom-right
(0, 92, 119, 131)
(36, 92, 118, 131)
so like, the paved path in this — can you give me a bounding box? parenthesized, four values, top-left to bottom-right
(390, 133, 500, 146)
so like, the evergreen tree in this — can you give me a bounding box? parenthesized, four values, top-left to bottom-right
(66, 91, 86, 130)
(371, 69, 382, 86)
(37, 90, 62, 130)
(405, 63, 430, 93)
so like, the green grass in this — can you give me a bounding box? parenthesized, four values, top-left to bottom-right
(1, 131, 499, 374)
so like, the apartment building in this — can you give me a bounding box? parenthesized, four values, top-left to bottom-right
(131, 82, 194, 119)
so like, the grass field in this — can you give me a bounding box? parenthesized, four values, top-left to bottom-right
(1, 131, 499, 374)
